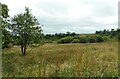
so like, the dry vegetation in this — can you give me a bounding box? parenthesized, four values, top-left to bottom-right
(2, 42, 118, 77)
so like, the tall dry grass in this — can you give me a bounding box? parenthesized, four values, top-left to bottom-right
(2, 42, 118, 77)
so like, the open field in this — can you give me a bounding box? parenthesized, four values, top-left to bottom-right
(2, 42, 118, 77)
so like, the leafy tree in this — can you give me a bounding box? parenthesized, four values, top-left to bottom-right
(95, 30, 102, 35)
(45, 34, 52, 39)
(1, 3, 9, 18)
(70, 32, 76, 36)
(66, 32, 71, 36)
(59, 33, 66, 38)
(10, 7, 42, 55)
(110, 29, 116, 38)
(1, 3, 12, 49)
(12, 35, 20, 45)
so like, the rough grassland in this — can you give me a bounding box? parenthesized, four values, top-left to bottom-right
(2, 42, 118, 77)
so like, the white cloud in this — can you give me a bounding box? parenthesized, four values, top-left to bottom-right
(93, 16, 117, 25)
(1, 0, 118, 34)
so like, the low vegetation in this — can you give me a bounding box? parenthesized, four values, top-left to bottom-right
(2, 42, 118, 77)
(57, 35, 105, 44)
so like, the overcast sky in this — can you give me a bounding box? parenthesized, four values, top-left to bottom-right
(1, 0, 118, 34)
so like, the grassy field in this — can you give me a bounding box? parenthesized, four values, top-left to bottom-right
(2, 41, 118, 77)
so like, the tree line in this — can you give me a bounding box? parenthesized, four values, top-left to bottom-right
(95, 29, 120, 39)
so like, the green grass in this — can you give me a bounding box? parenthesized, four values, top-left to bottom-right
(2, 42, 118, 77)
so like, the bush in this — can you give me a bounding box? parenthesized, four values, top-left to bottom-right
(72, 39, 80, 43)
(79, 37, 88, 43)
(57, 36, 74, 44)
(44, 40, 53, 43)
(2, 42, 8, 49)
(95, 35, 104, 42)
(30, 44, 40, 47)
(2, 42, 13, 49)
(88, 37, 96, 43)
(73, 35, 80, 39)
(7, 43, 13, 48)
(102, 36, 109, 41)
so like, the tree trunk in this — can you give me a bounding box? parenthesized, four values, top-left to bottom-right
(23, 44, 26, 55)
(21, 32, 28, 55)
(21, 44, 26, 55)
(21, 44, 24, 54)
(21, 39, 26, 55)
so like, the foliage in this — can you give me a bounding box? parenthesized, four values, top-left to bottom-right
(7, 43, 13, 48)
(102, 36, 109, 41)
(44, 29, 119, 44)
(1, 4, 9, 18)
(88, 36, 96, 43)
(12, 36, 21, 45)
(73, 35, 81, 39)
(44, 40, 54, 43)
(57, 35, 107, 44)
(43, 32, 77, 41)
(79, 36, 88, 43)
(10, 7, 42, 55)
(72, 39, 80, 43)
(95, 29, 119, 39)
(1, 3, 12, 49)
(57, 36, 74, 44)
(95, 35, 104, 42)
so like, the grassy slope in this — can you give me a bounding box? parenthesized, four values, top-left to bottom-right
(2, 42, 118, 77)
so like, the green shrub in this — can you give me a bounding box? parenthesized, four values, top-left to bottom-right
(73, 35, 80, 39)
(95, 35, 104, 42)
(88, 37, 96, 43)
(44, 40, 53, 43)
(57, 36, 74, 44)
(2, 42, 8, 49)
(72, 39, 80, 43)
(79, 36, 88, 43)
(30, 44, 40, 47)
(7, 43, 13, 48)
(103, 36, 109, 41)
(2, 42, 13, 49)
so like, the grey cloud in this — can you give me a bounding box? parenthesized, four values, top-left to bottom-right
(40, 0, 118, 34)
(1, 0, 118, 34)
(32, 0, 70, 15)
